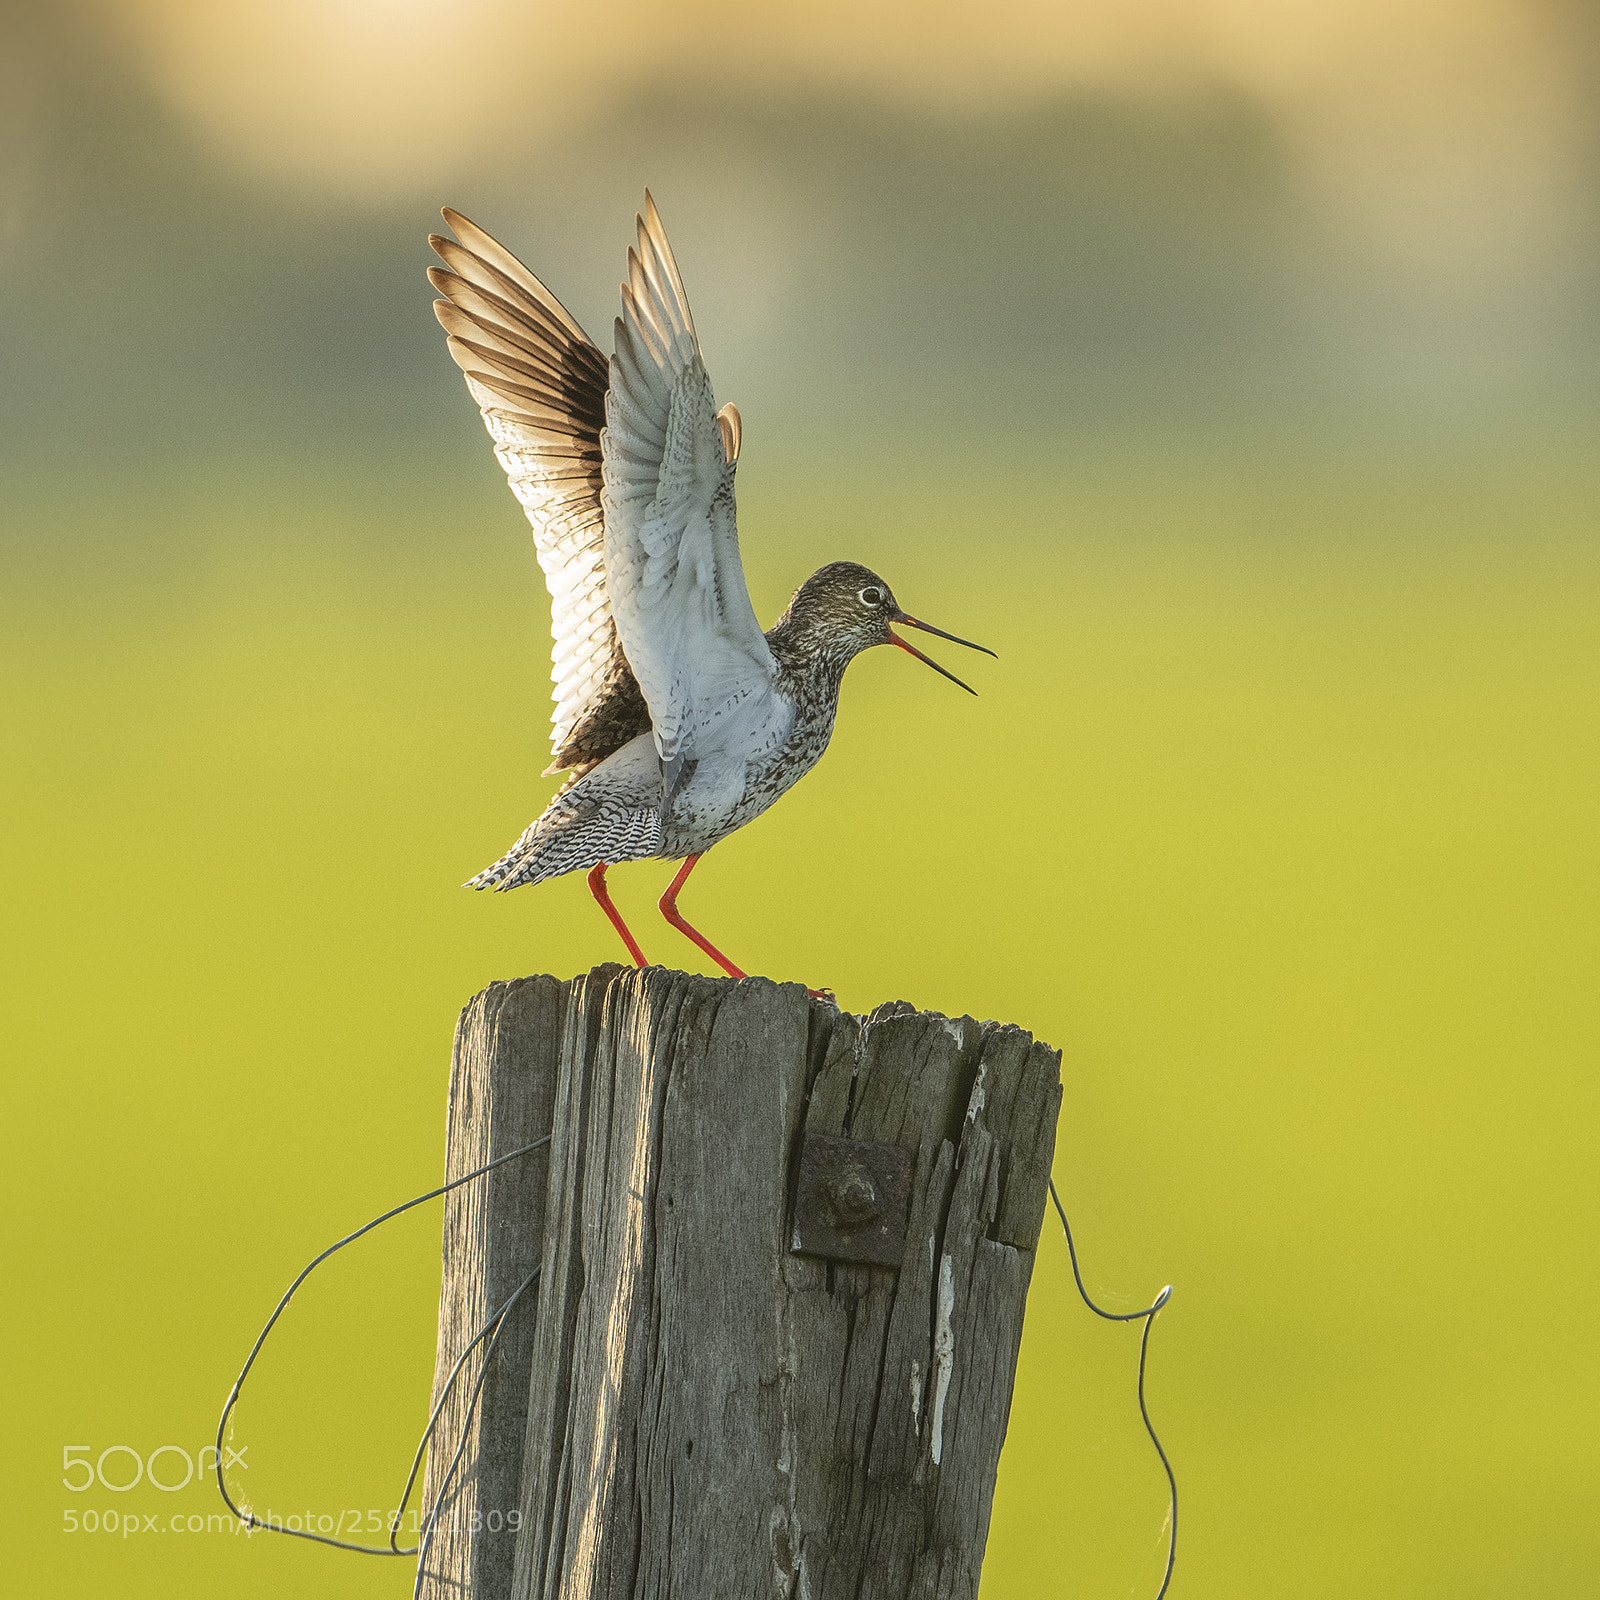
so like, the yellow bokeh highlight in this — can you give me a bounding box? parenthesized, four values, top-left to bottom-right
(87, 0, 1580, 283)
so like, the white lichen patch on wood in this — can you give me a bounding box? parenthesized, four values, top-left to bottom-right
(930, 1253, 956, 1466)
(966, 1056, 988, 1123)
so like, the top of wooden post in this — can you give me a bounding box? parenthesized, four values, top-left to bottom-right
(425, 967, 1063, 1600)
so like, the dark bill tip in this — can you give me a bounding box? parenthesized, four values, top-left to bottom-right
(889, 631, 978, 695)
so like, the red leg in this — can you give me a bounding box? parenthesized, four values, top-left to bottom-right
(658, 854, 748, 981)
(587, 861, 648, 967)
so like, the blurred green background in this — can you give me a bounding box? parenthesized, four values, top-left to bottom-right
(4, 2, 1597, 1596)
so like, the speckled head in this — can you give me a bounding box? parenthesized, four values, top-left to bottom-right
(775, 560, 995, 692)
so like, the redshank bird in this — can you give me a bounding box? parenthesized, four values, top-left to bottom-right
(429, 194, 992, 979)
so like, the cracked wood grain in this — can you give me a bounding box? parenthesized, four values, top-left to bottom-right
(426, 967, 1061, 1600)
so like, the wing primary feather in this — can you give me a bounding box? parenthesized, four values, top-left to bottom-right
(444, 333, 585, 398)
(465, 378, 599, 434)
(434, 303, 608, 398)
(431, 208, 650, 778)
(641, 191, 697, 343)
(444, 329, 571, 385)
(633, 220, 690, 352)
(621, 268, 675, 369)
(429, 240, 606, 387)
(429, 268, 595, 374)
(438, 207, 593, 345)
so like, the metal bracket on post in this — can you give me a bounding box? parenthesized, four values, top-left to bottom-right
(790, 1132, 912, 1268)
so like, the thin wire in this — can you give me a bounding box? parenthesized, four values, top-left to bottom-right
(218, 1128, 1174, 1591)
(409, 1265, 540, 1600)
(386, 1293, 510, 1553)
(214, 1135, 552, 1556)
(390, 1263, 541, 1554)
(1048, 1177, 1177, 1600)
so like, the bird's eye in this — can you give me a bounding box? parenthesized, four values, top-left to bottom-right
(858, 587, 883, 607)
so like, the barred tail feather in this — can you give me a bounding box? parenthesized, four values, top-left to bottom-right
(465, 738, 663, 892)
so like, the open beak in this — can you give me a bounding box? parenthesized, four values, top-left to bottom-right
(887, 611, 997, 696)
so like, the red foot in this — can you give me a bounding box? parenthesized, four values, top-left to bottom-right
(658, 854, 747, 980)
(587, 861, 648, 967)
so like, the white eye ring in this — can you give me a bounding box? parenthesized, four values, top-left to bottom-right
(858, 586, 883, 607)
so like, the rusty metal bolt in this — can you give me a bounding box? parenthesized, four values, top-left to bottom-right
(826, 1162, 880, 1228)
(791, 1133, 911, 1268)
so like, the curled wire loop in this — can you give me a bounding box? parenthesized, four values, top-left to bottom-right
(213, 1135, 551, 1558)
(1049, 1177, 1177, 1600)
(218, 1137, 1178, 1599)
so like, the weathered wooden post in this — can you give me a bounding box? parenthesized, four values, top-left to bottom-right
(421, 964, 1062, 1600)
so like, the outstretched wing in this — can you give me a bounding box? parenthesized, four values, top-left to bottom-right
(601, 193, 776, 788)
(428, 210, 649, 779)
